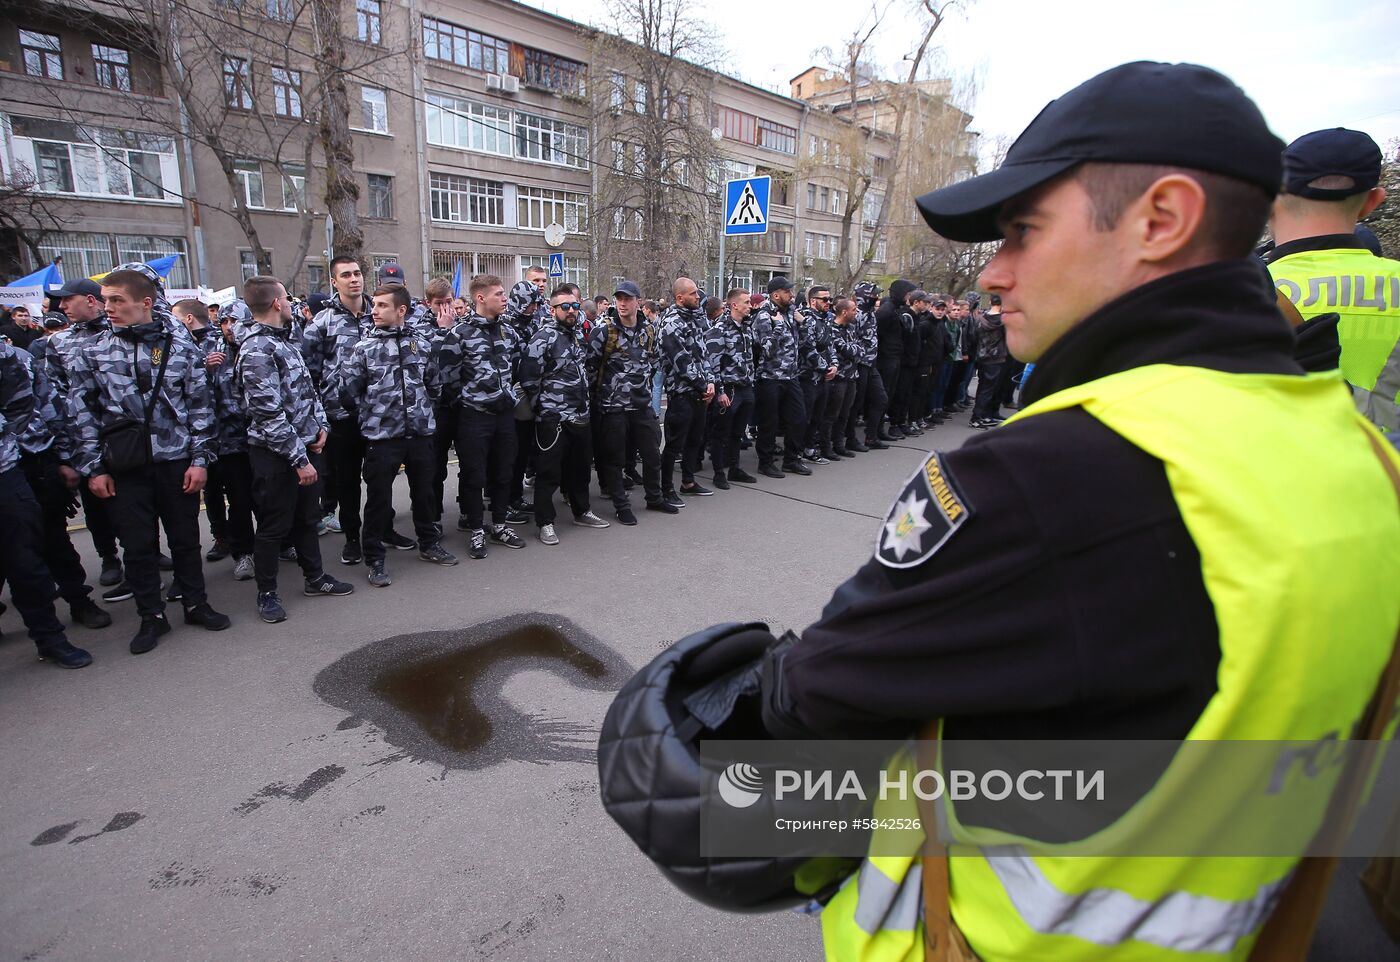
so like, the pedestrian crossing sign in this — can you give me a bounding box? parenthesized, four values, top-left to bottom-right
(724, 176, 770, 236)
(548, 252, 565, 278)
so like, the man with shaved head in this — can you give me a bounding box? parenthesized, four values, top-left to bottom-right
(656, 277, 716, 502)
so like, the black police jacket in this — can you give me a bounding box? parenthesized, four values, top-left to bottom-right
(762, 260, 1303, 747)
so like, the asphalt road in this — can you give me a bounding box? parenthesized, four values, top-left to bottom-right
(0, 422, 942, 962)
(2, 415, 1393, 962)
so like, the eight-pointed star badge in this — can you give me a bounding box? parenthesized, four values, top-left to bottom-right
(875, 453, 972, 569)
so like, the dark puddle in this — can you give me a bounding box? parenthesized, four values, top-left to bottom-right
(313, 613, 631, 770)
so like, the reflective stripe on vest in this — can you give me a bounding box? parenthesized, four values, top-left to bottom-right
(852, 859, 924, 934)
(819, 364, 1400, 962)
(1269, 246, 1400, 431)
(982, 845, 1290, 955)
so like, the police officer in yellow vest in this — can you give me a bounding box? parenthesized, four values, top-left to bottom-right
(753, 62, 1400, 961)
(1264, 128, 1400, 437)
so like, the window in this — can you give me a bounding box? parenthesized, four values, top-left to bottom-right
(92, 45, 130, 91)
(633, 80, 649, 114)
(872, 156, 889, 178)
(38, 231, 109, 280)
(223, 56, 252, 110)
(240, 250, 259, 282)
(874, 237, 887, 262)
(515, 111, 587, 169)
(371, 254, 400, 276)
(367, 174, 393, 219)
(804, 232, 813, 257)
(757, 118, 796, 155)
(280, 164, 306, 211)
(265, 0, 296, 21)
(425, 93, 511, 155)
(359, 86, 387, 133)
(12, 118, 175, 200)
(610, 208, 644, 241)
(863, 191, 882, 226)
(306, 262, 328, 293)
(806, 183, 817, 210)
(235, 160, 264, 208)
(517, 186, 587, 233)
(422, 18, 508, 73)
(765, 228, 790, 255)
(523, 49, 584, 95)
(520, 255, 587, 291)
(819, 186, 830, 212)
(832, 190, 843, 216)
(116, 235, 190, 287)
(356, 0, 381, 44)
(429, 173, 504, 225)
(817, 235, 827, 259)
(608, 72, 625, 112)
(808, 134, 818, 157)
(273, 68, 302, 118)
(20, 31, 62, 80)
(718, 106, 755, 144)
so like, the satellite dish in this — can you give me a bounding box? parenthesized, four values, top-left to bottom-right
(544, 222, 566, 248)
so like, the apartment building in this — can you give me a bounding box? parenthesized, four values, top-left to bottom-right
(0, 0, 943, 298)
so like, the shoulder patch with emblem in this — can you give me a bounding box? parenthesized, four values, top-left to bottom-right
(875, 452, 972, 568)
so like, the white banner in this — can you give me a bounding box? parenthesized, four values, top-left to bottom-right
(0, 285, 44, 309)
(207, 286, 237, 308)
(166, 287, 207, 303)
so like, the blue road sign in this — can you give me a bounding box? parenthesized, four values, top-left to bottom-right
(548, 252, 565, 278)
(724, 176, 771, 236)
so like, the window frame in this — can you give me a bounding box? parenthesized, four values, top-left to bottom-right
(522, 48, 585, 95)
(234, 159, 265, 209)
(19, 30, 63, 80)
(91, 44, 131, 91)
(424, 92, 512, 156)
(428, 172, 505, 226)
(356, 0, 382, 45)
(222, 56, 253, 110)
(757, 118, 796, 155)
(359, 85, 388, 133)
(516, 185, 587, 234)
(272, 67, 303, 118)
(422, 17, 509, 74)
(366, 174, 393, 219)
(514, 110, 588, 170)
(279, 163, 306, 211)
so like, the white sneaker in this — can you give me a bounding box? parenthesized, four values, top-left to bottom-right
(538, 523, 559, 546)
(232, 555, 254, 581)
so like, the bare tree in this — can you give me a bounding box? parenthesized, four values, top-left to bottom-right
(309, 0, 363, 262)
(0, 168, 74, 277)
(588, 0, 724, 296)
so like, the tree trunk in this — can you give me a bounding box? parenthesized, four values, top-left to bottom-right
(310, 0, 364, 265)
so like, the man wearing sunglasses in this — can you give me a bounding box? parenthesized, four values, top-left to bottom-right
(519, 288, 611, 545)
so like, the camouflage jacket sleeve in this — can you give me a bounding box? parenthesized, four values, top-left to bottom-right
(68, 344, 104, 477)
(300, 314, 330, 393)
(239, 341, 310, 468)
(431, 325, 465, 406)
(752, 311, 776, 371)
(0, 345, 35, 473)
(518, 328, 548, 404)
(179, 340, 215, 468)
(16, 349, 69, 461)
(657, 318, 706, 394)
(338, 340, 369, 428)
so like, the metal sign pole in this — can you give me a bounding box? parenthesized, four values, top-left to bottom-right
(718, 229, 726, 294)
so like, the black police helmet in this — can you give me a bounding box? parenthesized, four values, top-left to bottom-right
(598, 622, 841, 912)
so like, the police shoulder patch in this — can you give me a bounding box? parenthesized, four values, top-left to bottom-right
(875, 452, 972, 569)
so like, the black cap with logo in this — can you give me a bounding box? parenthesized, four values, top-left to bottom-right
(916, 61, 1285, 242)
(1281, 128, 1383, 200)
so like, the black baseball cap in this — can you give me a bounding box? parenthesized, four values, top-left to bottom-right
(916, 62, 1285, 242)
(1282, 128, 1382, 200)
(378, 261, 406, 283)
(766, 276, 794, 294)
(614, 280, 641, 298)
(52, 277, 105, 300)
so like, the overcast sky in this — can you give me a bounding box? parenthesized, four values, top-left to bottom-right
(521, 0, 1400, 167)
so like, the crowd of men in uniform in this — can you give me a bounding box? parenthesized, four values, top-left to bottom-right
(0, 255, 1021, 667)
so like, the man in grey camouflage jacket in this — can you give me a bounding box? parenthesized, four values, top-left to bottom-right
(819, 296, 864, 460)
(750, 276, 811, 478)
(518, 285, 611, 544)
(237, 275, 353, 624)
(206, 308, 256, 581)
(587, 281, 668, 524)
(71, 269, 230, 653)
(0, 341, 93, 669)
(703, 289, 759, 489)
(433, 273, 527, 559)
(798, 286, 839, 462)
(338, 282, 457, 587)
(847, 281, 888, 452)
(657, 277, 716, 503)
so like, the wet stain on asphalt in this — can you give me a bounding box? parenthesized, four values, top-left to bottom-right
(67, 811, 144, 844)
(30, 822, 81, 846)
(312, 613, 631, 770)
(149, 861, 288, 898)
(336, 715, 365, 730)
(234, 764, 346, 815)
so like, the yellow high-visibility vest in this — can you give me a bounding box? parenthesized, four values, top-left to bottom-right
(821, 364, 1400, 962)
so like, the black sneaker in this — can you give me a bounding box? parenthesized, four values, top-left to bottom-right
(257, 591, 287, 624)
(457, 517, 472, 532)
(279, 546, 299, 562)
(490, 525, 526, 549)
(418, 543, 458, 565)
(504, 506, 532, 525)
(468, 529, 488, 559)
(846, 440, 869, 453)
(102, 582, 134, 603)
(385, 529, 416, 550)
(69, 597, 113, 629)
(304, 574, 354, 596)
(807, 454, 831, 465)
(340, 541, 363, 565)
(646, 500, 679, 515)
(367, 561, 392, 587)
(37, 639, 93, 669)
(680, 482, 714, 496)
(759, 465, 785, 479)
(615, 508, 638, 526)
(157, 553, 175, 571)
(728, 468, 759, 484)
(864, 438, 890, 450)
(623, 468, 643, 487)
(98, 556, 123, 587)
(165, 581, 183, 603)
(662, 490, 686, 509)
(130, 614, 170, 654)
(205, 539, 230, 562)
(183, 602, 231, 631)
(783, 462, 813, 476)
(711, 473, 731, 491)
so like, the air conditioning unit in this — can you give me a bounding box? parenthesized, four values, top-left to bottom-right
(500, 74, 520, 94)
(486, 74, 503, 91)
